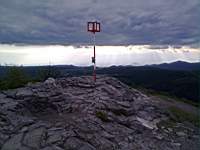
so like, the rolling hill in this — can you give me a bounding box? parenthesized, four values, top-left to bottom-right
(0, 61, 199, 103)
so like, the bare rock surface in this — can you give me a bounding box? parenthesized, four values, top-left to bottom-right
(0, 76, 199, 150)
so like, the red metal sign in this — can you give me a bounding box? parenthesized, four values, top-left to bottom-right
(87, 22, 101, 33)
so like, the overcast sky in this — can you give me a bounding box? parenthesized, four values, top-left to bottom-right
(0, 0, 199, 45)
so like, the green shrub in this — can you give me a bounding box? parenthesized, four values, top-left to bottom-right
(0, 66, 28, 89)
(95, 111, 109, 122)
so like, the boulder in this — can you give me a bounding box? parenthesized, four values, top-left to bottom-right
(16, 88, 33, 98)
(1, 133, 24, 150)
(45, 78, 56, 85)
(23, 127, 46, 149)
(64, 137, 84, 150)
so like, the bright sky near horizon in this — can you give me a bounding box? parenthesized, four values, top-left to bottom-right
(0, 44, 199, 66)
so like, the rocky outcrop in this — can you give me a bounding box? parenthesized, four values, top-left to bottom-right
(0, 76, 199, 150)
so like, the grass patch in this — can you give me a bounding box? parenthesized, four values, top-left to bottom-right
(129, 85, 199, 107)
(168, 106, 200, 127)
(95, 111, 109, 122)
(155, 93, 199, 107)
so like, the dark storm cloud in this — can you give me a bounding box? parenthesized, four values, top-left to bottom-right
(0, 0, 199, 45)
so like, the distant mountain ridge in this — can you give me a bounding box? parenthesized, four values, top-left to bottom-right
(0, 61, 198, 102)
(149, 61, 200, 71)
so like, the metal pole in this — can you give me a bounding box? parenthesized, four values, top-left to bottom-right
(93, 32, 96, 82)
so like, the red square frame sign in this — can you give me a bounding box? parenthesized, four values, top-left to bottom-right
(87, 22, 100, 33)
